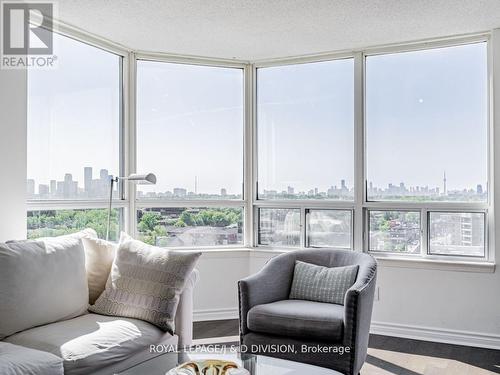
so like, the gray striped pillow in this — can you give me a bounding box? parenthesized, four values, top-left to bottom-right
(289, 261, 358, 305)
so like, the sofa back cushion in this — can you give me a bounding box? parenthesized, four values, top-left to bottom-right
(89, 232, 201, 334)
(0, 232, 90, 339)
(82, 237, 116, 304)
(289, 261, 358, 305)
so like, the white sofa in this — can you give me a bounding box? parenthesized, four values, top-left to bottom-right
(0, 231, 198, 375)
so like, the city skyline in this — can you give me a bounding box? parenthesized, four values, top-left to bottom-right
(27, 167, 486, 201)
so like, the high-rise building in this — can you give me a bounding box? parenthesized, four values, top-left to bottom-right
(443, 171, 447, 195)
(38, 184, 49, 196)
(220, 188, 227, 196)
(50, 180, 57, 196)
(63, 174, 78, 198)
(287, 186, 294, 195)
(477, 184, 483, 194)
(84, 167, 93, 193)
(100, 169, 109, 180)
(173, 188, 187, 197)
(27, 179, 35, 196)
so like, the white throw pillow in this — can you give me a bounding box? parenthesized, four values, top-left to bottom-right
(90, 232, 201, 334)
(0, 231, 91, 339)
(82, 237, 116, 304)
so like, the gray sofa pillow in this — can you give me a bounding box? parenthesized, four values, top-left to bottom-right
(289, 261, 358, 305)
(90, 233, 201, 334)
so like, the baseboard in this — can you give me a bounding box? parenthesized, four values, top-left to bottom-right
(371, 321, 500, 350)
(193, 308, 239, 322)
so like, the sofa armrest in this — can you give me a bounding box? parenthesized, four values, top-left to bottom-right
(238, 254, 295, 335)
(175, 269, 199, 348)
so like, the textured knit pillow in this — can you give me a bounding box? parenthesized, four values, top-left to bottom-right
(89, 233, 201, 333)
(289, 261, 359, 305)
(82, 237, 116, 304)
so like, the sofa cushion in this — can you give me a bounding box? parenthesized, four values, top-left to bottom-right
(90, 232, 201, 334)
(82, 237, 117, 304)
(0, 342, 63, 375)
(289, 261, 359, 305)
(4, 313, 170, 375)
(247, 300, 344, 341)
(0, 231, 90, 339)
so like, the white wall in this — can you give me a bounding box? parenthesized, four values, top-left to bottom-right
(0, 69, 27, 242)
(192, 250, 249, 321)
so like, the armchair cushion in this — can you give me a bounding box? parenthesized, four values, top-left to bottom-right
(247, 299, 344, 341)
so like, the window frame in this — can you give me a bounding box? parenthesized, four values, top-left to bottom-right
(252, 35, 493, 265)
(366, 209, 423, 256)
(427, 210, 488, 259)
(26, 27, 129, 238)
(24, 26, 494, 265)
(305, 208, 354, 250)
(361, 36, 492, 263)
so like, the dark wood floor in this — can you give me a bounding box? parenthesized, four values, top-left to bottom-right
(194, 319, 500, 374)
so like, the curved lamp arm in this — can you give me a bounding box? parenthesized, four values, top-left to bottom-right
(106, 173, 156, 240)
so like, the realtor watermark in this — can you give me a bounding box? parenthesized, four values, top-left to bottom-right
(149, 344, 352, 356)
(1, 0, 57, 69)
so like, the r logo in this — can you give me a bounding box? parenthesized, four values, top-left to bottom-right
(2, 2, 53, 55)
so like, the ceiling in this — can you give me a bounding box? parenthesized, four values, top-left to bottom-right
(57, 0, 500, 61)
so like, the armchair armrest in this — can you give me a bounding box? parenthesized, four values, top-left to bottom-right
(175, 269, 199, 347)
(238, 253, 295, 335)
(343, 260, 377, 375)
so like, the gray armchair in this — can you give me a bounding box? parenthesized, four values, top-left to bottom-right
(238, 249, 377, 375)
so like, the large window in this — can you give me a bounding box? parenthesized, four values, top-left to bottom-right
(28, 33, 121, 200)
(257, 59, 354, 200)
(25, 31, 490, 261)
(366, 43, 487, 202)
(136, 60, 245, 247)
(255, 58, 356, 249)
(255, 40, 489, 260)
(364, 42, 488, 259)
(136, 61, 244, 200)
(27, 33, 123, 238)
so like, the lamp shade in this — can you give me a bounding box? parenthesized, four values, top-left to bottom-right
(121, 173, 156, 184)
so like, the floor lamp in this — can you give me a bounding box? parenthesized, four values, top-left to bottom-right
(106, 173, 156, 241)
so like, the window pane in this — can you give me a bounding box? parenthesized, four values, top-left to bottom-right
(136, 61, 244, 200)
(429, 212, 485, 257)
(27, 33, 121, 200)
(307, 210, 352, 248)
(257, 59, 354, 200)
(137, 207, 243, 247)
(27, 208, 122, 241)
(258, 208, 300, 247)
(366, 43, 487, 202)
(369, 211, 421, 253)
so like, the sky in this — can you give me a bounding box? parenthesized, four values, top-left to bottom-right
(27, 33, 488, 196)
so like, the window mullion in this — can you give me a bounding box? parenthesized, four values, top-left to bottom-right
(354, 51, 365, 252)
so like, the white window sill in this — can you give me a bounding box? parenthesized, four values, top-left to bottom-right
(178, 247, 496, 273)
(374, 256, 495, 273)
(249, 248, 495, 273)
